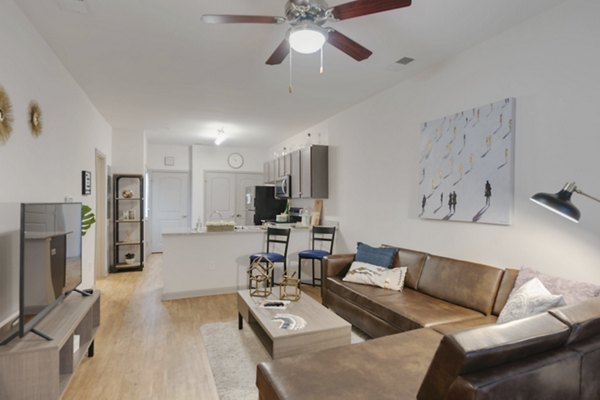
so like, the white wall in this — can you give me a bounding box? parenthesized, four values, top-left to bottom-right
(191, 145, 266, 224)
(111, 129, 145, 174)
(0, 1, 112, 327)
(147, 144, 190, 172)
(275, 0, 600, 284)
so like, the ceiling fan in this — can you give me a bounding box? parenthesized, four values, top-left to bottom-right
(202, 0, 412, 65)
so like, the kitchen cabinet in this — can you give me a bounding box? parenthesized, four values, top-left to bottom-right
(263, 159, 277, 183)
(266, 145, 328, 198)
(296, 145, 328, 199)
(291, 150, 301, 198)
(263, 161, 270, 183)
(301, 145, 328, 199)
(282, 153, 291, 176)
(277, 156, 285, 177)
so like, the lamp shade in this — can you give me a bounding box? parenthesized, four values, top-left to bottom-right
(289, 24, 327, 54)
(530, 188, 581, 223)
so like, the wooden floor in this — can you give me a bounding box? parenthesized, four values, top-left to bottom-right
(64, 253, 322, 400)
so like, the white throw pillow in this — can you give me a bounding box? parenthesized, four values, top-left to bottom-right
(513, 266, 600, 305)
(343, 261, 407, 291)
(497, 278, 566, 324)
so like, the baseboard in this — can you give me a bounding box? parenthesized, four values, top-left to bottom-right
(161, 286, 240, 301)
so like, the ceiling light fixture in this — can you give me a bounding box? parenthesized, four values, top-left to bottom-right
(288, 23, 327, 54)
(214, 128, 226, 146)
(530, 182, 600, 223)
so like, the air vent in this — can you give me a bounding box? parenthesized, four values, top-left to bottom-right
(396, 57, 414, 65)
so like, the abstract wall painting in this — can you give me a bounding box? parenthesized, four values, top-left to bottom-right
(418, 98, 515, 225)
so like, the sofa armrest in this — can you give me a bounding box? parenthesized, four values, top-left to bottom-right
(324, 253, 355, 278)
(321, 254, 355, 305)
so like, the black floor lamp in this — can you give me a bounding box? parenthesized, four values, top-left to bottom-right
(530, 182, 600, 223)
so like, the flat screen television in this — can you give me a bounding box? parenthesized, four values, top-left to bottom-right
(19, 202, 83, 339)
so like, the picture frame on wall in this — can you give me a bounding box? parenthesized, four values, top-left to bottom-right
(82, 170, 92, 195)
(418, 98, 515, 225)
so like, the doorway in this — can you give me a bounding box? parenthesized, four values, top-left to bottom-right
(150, 171, 191, 253)
(204, 171, 263, 225)
(94, 150, 108, 278)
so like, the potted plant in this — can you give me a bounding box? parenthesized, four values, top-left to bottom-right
(81, 204, 96, 236)
(124, 253, 136, 265)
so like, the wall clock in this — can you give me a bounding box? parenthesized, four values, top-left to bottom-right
(227, 152, 244, 169)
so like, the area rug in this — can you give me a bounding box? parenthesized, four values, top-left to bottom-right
(201, 320, 367, 400)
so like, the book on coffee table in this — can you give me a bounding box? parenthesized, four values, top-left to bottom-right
(256, 299, 290, 309)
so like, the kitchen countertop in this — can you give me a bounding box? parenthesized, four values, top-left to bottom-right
(162, 224, 310, 236)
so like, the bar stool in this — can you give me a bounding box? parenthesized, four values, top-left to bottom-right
(298, 226, 336, 287)
(249, 227, 291, 286)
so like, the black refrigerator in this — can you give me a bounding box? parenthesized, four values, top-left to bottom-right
(245, 186, 287, 225)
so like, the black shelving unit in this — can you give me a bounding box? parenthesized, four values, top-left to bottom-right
(112, 174, 144, 272)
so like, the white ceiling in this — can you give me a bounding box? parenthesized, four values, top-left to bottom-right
(16, 0, 565, 147)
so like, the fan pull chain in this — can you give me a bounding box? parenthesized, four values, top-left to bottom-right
(320, 47, 324, 75)
(289, 48, 293, 94)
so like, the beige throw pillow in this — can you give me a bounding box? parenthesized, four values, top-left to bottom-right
(343, 261, 407, 291)
(497, 278, 565, 324)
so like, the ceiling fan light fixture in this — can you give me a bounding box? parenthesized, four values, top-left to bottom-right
(288, 23, 327, 54)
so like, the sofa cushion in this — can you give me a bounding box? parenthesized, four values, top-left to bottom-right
(432, 315, 497, 336)
(417, 312, 570, 400)
(257, 328, 443, 400)
(417, 255, 503, 315)
(492, 268, 519, 315)
(355, 242, 397, 268)
(569, 336, 600, 400)
(326, 291, 405, 338)
(372, 289, 485, 330)
(384, 246, 428, 290)
(550, 296, 600, 345)
(327, 276, 398, 303)
(514, 266, 600, 305)
(343, 261, 407, 291)
(327, 277, 485, 331)
(497, 278, 565, 324)
(445, 349, 581, 400)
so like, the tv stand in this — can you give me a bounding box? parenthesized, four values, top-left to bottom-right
(0, 291, 100, 399)
(31, 327, 53, 341)
(74, 288, 92, 297)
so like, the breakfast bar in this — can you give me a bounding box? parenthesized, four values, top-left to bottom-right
(162, 226, 334, 300)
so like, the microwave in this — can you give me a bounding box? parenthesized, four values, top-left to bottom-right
(274, 175, 291, 199)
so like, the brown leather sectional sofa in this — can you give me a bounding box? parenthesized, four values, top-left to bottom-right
(256, 248, 600, 399)
(322, 248, 518, 337)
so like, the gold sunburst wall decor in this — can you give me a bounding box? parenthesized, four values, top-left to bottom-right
(28, 100, 43, 137)
(0, 85, 14, 144)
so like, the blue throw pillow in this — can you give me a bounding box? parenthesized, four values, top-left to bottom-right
(355, 242, 398, 268)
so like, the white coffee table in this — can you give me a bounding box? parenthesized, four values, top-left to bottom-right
(237, 290, 351, 359)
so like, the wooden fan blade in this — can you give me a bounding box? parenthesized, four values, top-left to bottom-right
(266, 39, 290, 65)
(331, 0, 411, 21)
(201, 14, 284, 24)
(327, 30, 372, 61)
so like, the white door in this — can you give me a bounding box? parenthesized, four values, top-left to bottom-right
(150, 172, 190, 253)
(235, 174, 264, 225)
(205, 172, 263, 225)
(94, 151, 107, 278)
(205, 172, 236, 222)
